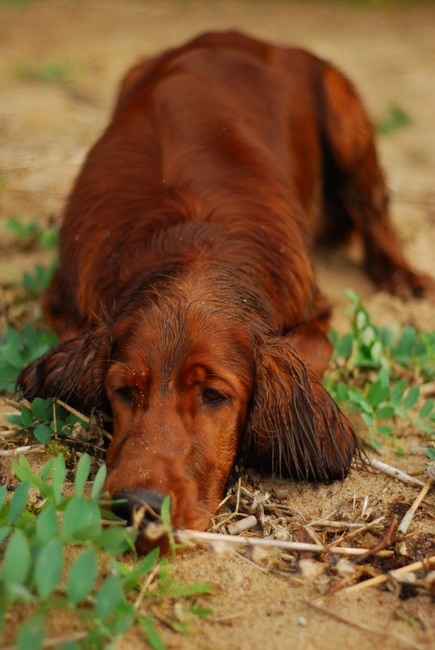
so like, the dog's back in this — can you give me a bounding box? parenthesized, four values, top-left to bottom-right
(48, 33, 326, 337)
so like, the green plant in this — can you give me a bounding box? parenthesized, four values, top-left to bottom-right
(325, 291, 435, 451)
(0, 454, 211, 649)
(13, 59, 76, 84)
(6, 217, 58, 250)
(21, 259, 58, 299)
(0, 323, 58, 394)
(6, 397, 87, 444)
(376, 104, 412, 136)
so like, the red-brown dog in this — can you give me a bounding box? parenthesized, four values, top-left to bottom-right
(18, 32, 433, 551)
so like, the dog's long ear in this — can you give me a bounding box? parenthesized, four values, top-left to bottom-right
(17, 327, 111, 414)
(243, 337, 359, 482)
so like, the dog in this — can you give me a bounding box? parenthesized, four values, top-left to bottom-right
(18, 31, 433, 551)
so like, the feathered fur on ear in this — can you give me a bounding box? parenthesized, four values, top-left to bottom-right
(17, 327, 111, 414)
(243, 337, 359, 482)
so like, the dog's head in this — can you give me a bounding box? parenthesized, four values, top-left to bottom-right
(18, 294, 357, 552)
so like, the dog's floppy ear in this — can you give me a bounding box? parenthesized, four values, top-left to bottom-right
(17, 327, 111, 414)
(243, 337, 359, 481)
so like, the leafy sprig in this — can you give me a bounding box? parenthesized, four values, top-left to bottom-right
(0, 324, 59, 394)
(325, 291, 435, 451)
(0, 454, 211, 649)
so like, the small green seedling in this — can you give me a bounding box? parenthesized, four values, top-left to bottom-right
(21, 259, 58, 299)
(6, 217, 58, 250)
(0, 453, 211, 649)
(0, 324, 59, 394)
(325, 291, 435, 452)
(13, 59, 76, 84)
(377, 104, 412, 136)
(6, 397, 87, 444)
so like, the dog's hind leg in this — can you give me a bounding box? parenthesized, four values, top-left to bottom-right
(320, 65, 434, 299)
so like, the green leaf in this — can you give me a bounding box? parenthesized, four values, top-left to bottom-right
(345, 289, 360, 305)
(336, 333, 353, 358)
(14, 454, 39, 485)
(31, 397, 53, 422)
(62, 496, 102, 541)
(1, 529, 31, 586)
(336, 383, 349, 401)
(6, 414, 23, 426)
(139, 617, 166, 650)
(361, 413, 374, 426)
(0, 485, 7, 512)
(1, 344, 24, 369)
(38, 456, 57, 482)
(74, 453, 90, 497)
(376, 405, 395, 419)
(52, 454, 67, 504)
(377, 426, 393, 437)
(35, 536, 64, 599)
(0, 526, 10, 545)
(91, 464, 107, 499)
(370, 340, 382, 363)
(191, 602, 213, 617)
(33, 424, 52, 444)
(420, 399, 434, 419)
(348, 388, 373, 414)
(398, 326, 416, 356)
(0, 362, 19, 385)
(356, 310, 366, 331)
(366, 381, 389, 407)
(67, 546, 98, 605)
(5, 325, 23, 349)
(390, 379, 407, 405)
(427, 448, 435, 460)
(112, 601, 136, 634)
(17, 615, 44, 650)
(20, 406, 33, 428)
(361, 326, 375, 347)
(7, 582, 35, 603)
(22, 321, 38, 350)
(36, 504, 59, 542)
(137, 547, 160, 575)
(168, 582, 210, 596)
(160, 496, 172, 529)
(377, 104, 412, 136)
(8, 481, 30, 525)
(378, 367, 390, 388)
(95, 575, 125, 620)
(97, 527, 132, 555)
(403, 386, 420, 411)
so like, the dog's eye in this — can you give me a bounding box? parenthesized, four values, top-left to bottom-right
(114, 386, 133, 402)
(202, 388, 226, 404)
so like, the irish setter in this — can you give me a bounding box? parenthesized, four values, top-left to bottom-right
(18, 32, 433, 551)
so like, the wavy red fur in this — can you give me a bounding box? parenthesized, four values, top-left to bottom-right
(18, 32, 434, 550)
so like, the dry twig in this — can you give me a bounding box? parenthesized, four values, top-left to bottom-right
(177, 529, 394, 557)
(340, 555, 435, 595)
(398, 477, 434, 534)
(354, 517, 398, 564)
(363, 458, 425, 487)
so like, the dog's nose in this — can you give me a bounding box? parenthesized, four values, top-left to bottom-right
(111, 489, 168, 530)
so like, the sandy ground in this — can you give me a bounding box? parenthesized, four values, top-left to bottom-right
(1, 1, 435, 649)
